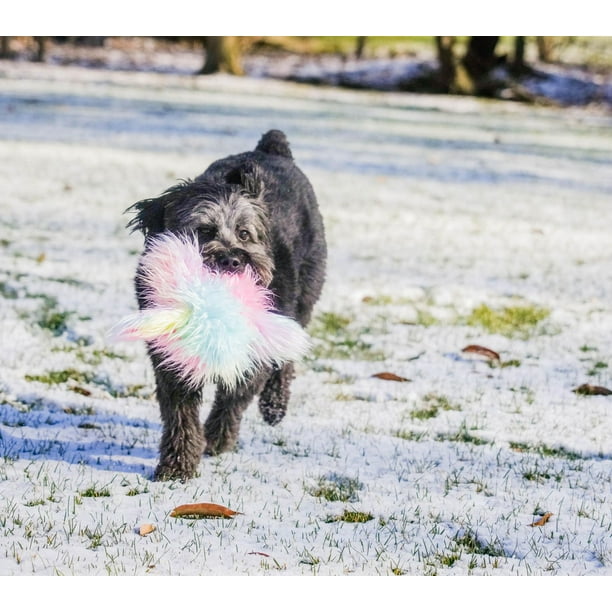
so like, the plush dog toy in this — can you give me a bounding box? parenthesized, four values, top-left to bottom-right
(112, 232, 310, 390)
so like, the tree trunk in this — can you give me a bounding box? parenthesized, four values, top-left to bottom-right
(34, 36, 47, 62)
(536, 36, 555, 62)
(435, 36, 456, 93)
(463, 36, 500, 80)
(512, 36, 526, 73)
(355, 36, 367, 59)
(0, 37, 11, 59)
(199, 36, 244, 75)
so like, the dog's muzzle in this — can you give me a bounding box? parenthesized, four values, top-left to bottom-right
(215, 249, 247, 274)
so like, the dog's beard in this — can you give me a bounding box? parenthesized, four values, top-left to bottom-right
(199, 240, 274, 287)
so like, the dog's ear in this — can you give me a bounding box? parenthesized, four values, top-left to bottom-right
(126, 196, 165, 237)
(225, 161, 265, 201)
(126, 182, 190, 238)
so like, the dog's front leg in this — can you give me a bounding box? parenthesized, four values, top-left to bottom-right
(152, 364, 205, 481)
(204, 371, 268, 455)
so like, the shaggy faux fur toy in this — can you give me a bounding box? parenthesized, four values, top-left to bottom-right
(113, 232, 310, 390)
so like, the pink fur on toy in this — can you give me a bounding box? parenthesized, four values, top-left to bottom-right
(111, 233, 310, 389)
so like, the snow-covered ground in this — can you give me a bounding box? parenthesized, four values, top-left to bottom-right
(0, 61, 611, 577)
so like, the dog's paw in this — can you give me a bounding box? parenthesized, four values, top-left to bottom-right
(153, 462, 199, 482)
(203, 436, 238, 456)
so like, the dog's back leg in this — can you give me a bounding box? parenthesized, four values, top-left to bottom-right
(258, 253, 325, 427)
(258, 362, 295, 426)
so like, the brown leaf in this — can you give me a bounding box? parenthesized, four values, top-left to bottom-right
(529, 512, 553, 527)
(573, 384, 612, 396)
(138, 523, 156, 536)
(248, 551, 270, 557)
(170, 502, 242, 519)
(371, 372, 410, 382)
(68, 385, 92, 396)
(461, 345, 500, 362)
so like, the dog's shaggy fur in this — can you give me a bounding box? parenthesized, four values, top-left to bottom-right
(127, 130, 326, 481)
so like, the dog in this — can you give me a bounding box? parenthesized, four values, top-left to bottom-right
(127, 130, 326, 481)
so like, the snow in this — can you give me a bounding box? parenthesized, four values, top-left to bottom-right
(0, 60, 611, 579)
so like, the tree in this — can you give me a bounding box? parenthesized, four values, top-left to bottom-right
(435, 36, 502, 95)
(199, 37, 244, 75)
(0, 37, 12, 59)
(0, 36, 46, 61)
(512, 36, 526, 73)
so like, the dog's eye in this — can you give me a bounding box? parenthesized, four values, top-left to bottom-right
(238, 229, 251, 242)
(198, 227, 217, 240)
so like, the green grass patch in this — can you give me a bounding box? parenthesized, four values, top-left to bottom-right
(325, 509, 374, 523)
(522, 467, 563, 483)
(436, 423, 489, 446)
(310, 312, 352, 336)
(25, 369, 91, 385)
(394, 429, 426, 442)
(415, 310, 439, 327)
(80, 485, 111, 498)
(309, 311, 385, 361)
(453, 530, 506, 557)
(410, 405, 439, 420)
(587, 361, 608, 376)
(411, 393, 461, 420)
(126, 487, 149, 497)
(63, 405, 95, 416)
(465, 303, 550, 338)
(25, 368, 144, 398)
(307, 474, 363, 503)
(36, 303, 73, 336)
(510, 441, 582, 461)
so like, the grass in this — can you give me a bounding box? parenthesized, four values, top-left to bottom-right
(587, 361, 608, 376)
(411, 393, 461, 420)
(307, 474, 363, 503)
(509, 442, 582, 461)
(26, 293, 74, 337)
(465, 303, 550, 338)
(24, 368, 146, 398)
(436, 423, 489, 446)
(452, 530, 506, 558)
(25, 369, 91, 386)
(325, 509, 374, 524)
(80, 485, 111, 498)
(522, 467, 563, 483)
(309, 311, 385, 361)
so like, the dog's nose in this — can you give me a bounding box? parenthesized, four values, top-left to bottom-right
(217, 253, 244, 273)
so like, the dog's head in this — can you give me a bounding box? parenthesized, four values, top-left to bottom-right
(127, 164, 274, 287)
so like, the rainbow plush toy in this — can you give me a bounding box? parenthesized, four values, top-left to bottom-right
(111, 233, 310, 389)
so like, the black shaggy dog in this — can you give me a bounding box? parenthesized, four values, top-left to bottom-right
(127, 130, 326, 481)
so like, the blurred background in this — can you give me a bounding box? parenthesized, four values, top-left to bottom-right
(1, 36, 611, 109)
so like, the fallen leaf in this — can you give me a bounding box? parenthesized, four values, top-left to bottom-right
(68, 385, 92, 396)
(461, 345, 501, 362)
(529, 512, 553, 527)
(170, 502, 242, 519)
(371, 372, 410, 382)
(248, 551, 270, 557)
(138, 523, 156, 536)
(573, 384, 612, 396)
